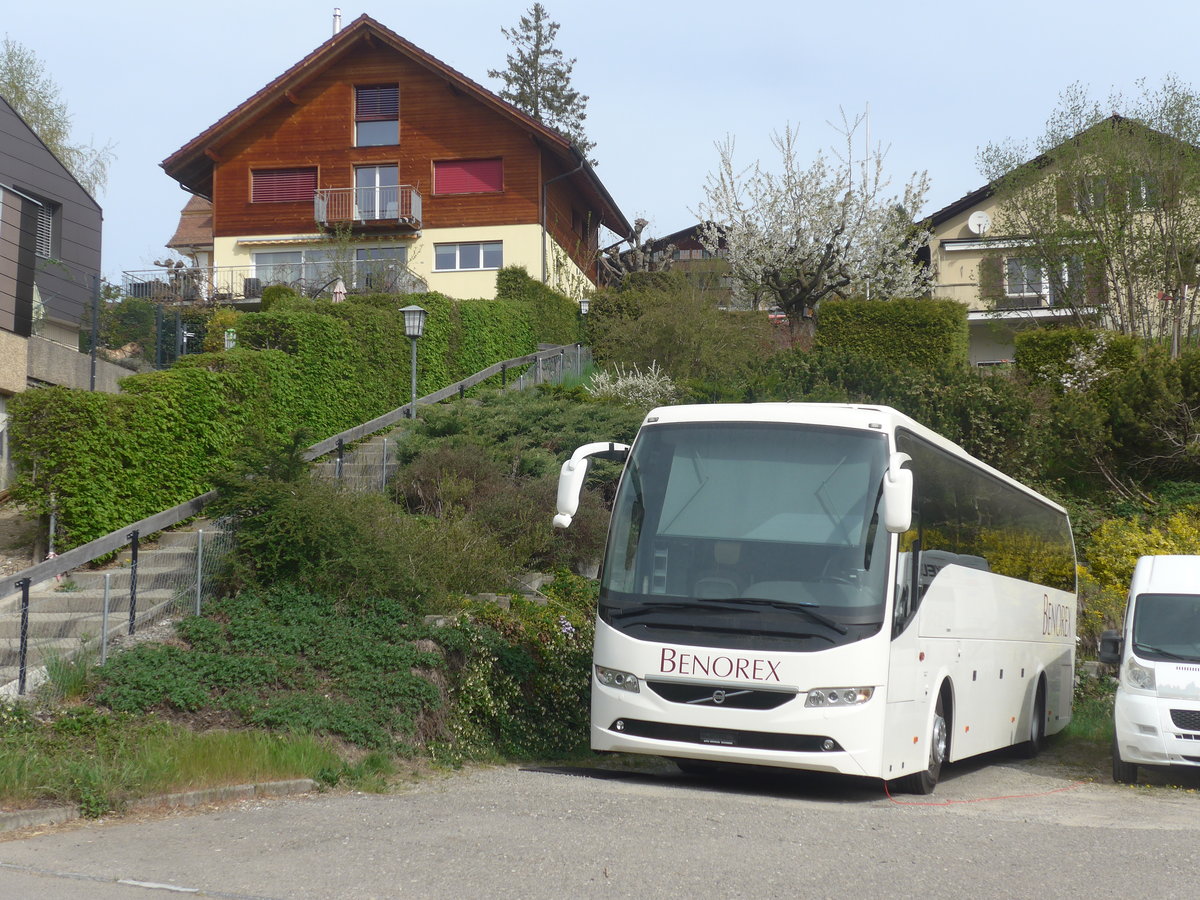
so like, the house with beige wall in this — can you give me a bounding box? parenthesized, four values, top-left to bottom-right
(142, 14, 628, 307)
(924, 183, 1087, 365)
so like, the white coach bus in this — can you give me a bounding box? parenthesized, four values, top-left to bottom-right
(554, 403, 1077, 793)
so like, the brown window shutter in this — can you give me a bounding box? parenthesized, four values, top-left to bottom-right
(978, 254, 1004, 305)
(1055, 176, 1075, 215)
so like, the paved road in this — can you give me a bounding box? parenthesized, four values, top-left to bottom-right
(1, 754, 1197, 899)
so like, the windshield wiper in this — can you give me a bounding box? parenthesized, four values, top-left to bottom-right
(723, 597, 849, 634)
(1133, 642, 1200, 662)
(607, 601, 695, 619)
(610, 597, 848, 634)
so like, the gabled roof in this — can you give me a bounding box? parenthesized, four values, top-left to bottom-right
(166, 196, 213, 250)
(0, 95, 102, 212)
(925, 115, 1176, 228)
(161, 14, 629, 235)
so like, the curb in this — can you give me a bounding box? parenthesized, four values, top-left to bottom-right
(0, 778, 318, 835)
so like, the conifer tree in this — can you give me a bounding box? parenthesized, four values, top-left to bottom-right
(488, 4, 594, 160)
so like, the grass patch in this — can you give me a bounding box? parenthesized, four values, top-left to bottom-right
(0, 703, 348, 817)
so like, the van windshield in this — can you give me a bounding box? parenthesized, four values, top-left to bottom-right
(598, 421, 890, 651)
(1132, 593, 1200, 662)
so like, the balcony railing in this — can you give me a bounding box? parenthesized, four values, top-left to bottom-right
(314, 186, 422, 228)
(122, 258, 427, 305)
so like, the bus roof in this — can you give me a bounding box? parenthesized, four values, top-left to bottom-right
(640, 403, 1067, 516)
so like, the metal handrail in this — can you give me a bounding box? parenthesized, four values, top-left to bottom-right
(0, 344, 584, 599)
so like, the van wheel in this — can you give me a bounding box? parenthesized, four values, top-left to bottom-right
(1112, 736, 1138, 784)
(890, 693, 947, 795)
(674, 758, 719, 776)
(1015, 682, 1046, 759)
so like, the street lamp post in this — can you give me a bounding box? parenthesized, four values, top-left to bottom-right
(400, 304, 427, 417)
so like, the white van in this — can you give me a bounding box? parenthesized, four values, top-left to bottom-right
(1099, 555, 1200, 783)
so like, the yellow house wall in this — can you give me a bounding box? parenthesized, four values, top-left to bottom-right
(928, 194, 1006, 311)
(214, 223, 574, 301)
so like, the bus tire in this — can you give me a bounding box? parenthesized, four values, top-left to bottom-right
(1014, 680, 1046, 759)
(1111, 736, 1138, 784)
(891, 692, 948, 795)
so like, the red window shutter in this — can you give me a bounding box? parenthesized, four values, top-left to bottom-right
(356, 85, 399, 121)
(251, 168, 318, 203)
(434, 159, 503, 194)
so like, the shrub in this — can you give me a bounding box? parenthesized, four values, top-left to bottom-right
(1014, 328, 1139, 392)
(437, 575, 598, 760)
(586, 272, 773, 380)
(815, 298, 969, 372)
(586, 362, 679, 407)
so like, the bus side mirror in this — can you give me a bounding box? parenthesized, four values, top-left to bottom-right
(883, 452, 913, 534)
(553, 441, 630, 528)
(1098, 629, 1123, 665)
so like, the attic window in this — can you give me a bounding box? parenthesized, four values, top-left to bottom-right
(434, 159, 503, 195)
(251, 168, 318, 203)
(356, 85, 399, 147)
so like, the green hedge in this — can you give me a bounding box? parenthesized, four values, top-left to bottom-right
(10, 286, 579, 549)
(815, 298, 969, 371)
(1013, 327, 1140, 391)
(494, 266, 581, 345)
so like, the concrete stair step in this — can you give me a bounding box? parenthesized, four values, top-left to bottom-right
(56, 567, 190, 592)
(0, 636, 82, 676)
(0, 593, 181, 640)
(115, 548, 200, 568)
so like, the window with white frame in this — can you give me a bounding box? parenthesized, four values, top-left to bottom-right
(1004, 255, 1082, 307)
(434, 241, 502, 272)
(1005, 257, 1044, 299)
(356, 245, 408, 290)
(354, 165, 399, 220)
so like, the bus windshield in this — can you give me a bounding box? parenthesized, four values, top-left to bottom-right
(599, 422, 891, 651)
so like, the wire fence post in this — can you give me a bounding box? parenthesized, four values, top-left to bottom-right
(336, 438, 344, 480)
(101, 572, 111, 665)
(16, 578, 30, 696)
(501, 363, 507, 387)
(127, 529, 139, 635)
(195, 529, 205, 616)
(381, 438, 388, 492)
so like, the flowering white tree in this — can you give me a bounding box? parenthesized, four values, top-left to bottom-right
(697, 111, 931, 339)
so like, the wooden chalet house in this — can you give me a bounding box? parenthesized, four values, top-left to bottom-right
(138, 14, 629, 306)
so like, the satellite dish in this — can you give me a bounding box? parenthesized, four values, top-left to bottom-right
(968, 211, 992, 236)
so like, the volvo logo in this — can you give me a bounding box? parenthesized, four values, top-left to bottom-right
(712, 690, 726, 705)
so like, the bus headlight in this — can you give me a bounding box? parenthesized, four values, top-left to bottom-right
(596, 665, 640, 693)
(1125, 658, 1155, 691)
(805, 686, 874, 707)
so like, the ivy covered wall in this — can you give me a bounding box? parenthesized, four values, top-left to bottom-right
(10, 278, 581, 549)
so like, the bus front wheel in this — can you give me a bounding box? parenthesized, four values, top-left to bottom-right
(891, 692, 948, 795)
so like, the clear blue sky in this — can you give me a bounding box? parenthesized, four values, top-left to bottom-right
(4, 0, 1196, 281)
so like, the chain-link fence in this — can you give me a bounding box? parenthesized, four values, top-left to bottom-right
(0, 520, 234, 696)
